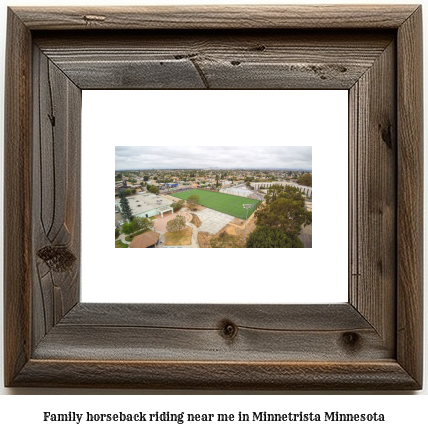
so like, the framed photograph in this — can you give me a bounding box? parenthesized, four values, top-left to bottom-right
(4, 5, 423, 389)
(83, 89, 347, 305)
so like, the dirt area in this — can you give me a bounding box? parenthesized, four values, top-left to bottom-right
(190, 213, 202, 228)
(188, 203, 206, 212)
(229, 217, 245, 227)
(197, 222, 255, 248)
(224, 213, 257, 238)
(210, 231, 245, 248)
(197, 212, 257, 248)
(198, 229, 245, 248)
(197, 231, 213, 248)
(164, 227, 192, 246)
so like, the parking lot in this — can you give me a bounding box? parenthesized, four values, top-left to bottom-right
(115, 211, 123, 227)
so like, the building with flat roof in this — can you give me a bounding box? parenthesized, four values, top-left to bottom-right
(116, 194, 174, 219)
(250, 181, 312, 197)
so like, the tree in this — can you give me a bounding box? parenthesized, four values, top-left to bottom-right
(148, 185, 159, 194)
(246, 226, 304, 248)
(132, 216, 153, 233)
(121, 222, 134, 235)
(297, 173, 312, 187)
(143, 175, 149, 181)
(215, 174, 220, 188)
(187, 195, 200, 206)
(264, 185, 306, 206)
(171, 200, 185, 212)
(118, 190, 133, 222)
(166, 215, 186, 232)
(255, 196, 311, 237)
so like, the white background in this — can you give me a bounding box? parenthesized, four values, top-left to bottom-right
(82, 90, 348, 303)
(0, 0, 427, 430)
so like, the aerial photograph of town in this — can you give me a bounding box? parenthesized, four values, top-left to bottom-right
(115, 146, 312, 249)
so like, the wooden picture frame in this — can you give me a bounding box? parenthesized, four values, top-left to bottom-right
(4, 5, 423, 389)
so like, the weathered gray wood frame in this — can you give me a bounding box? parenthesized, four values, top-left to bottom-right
(4, 5, 423, 389)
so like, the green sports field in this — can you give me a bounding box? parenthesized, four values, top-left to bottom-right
(171, 189, 260, 219)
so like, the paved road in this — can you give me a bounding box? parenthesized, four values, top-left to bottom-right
(299, 224, 312, 248)
(187, 222, 199, 248)
(118, 233, 130, 245)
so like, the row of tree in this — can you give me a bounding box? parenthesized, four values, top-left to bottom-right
(246, 185, 311, 248)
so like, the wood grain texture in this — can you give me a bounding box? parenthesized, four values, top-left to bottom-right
(12, 360, 419, 390)
(33, 304, 391, 362)
(35, 31, 393, 90)
(396, 6, 423, 387)
(31, 47, 81, 349)
(11, 5, 419, 30)
(349, 40, 396, 352)
(61, 303, 371, 329)
(3, 9, 32, 387)
(4, 6, 423, 390)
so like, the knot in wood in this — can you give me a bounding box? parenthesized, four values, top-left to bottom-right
(37, 245, 76, 272)
(219, 320, 238, 340)
(341, 332, 361, 350)
(378, 122, 393, 149)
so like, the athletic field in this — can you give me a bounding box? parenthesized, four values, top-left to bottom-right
(171, 189, 260, 219)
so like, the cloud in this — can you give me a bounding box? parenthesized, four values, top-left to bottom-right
(115, 146, 312, 171)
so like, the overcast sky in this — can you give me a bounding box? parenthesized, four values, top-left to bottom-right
(115, 146, 312, 171)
